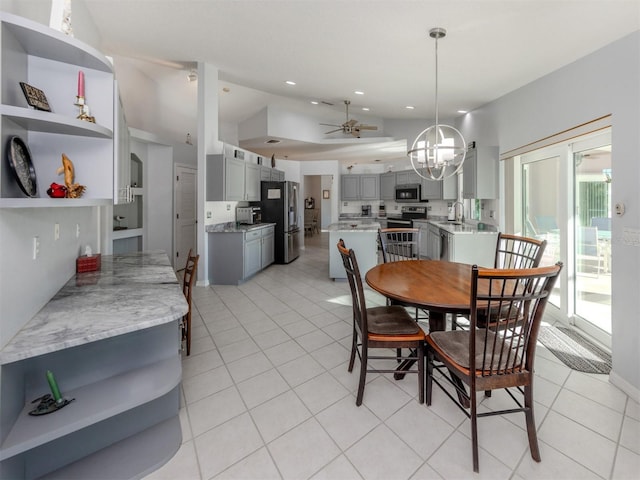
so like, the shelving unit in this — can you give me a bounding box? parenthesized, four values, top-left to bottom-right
(0, 12, 114, 208)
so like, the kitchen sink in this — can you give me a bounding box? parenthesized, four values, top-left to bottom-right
(438, 221, 463, 226)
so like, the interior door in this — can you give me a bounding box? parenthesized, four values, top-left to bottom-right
(175, 164, 197, 270)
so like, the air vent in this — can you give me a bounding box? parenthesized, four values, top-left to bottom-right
(265, 139, 281, 144)
(321, 100, 334, 106)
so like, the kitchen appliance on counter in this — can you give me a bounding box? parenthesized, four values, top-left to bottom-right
(236, 206, 262, 225)
(361, 204, 371, 217)
(261, 181, 301, 263)
(395, 184, 423, 203)
(378, 202, 386, 217)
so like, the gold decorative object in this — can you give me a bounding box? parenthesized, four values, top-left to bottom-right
(56, 154, 86, 198)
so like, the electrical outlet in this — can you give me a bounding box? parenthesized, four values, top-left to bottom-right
(206, 211, 212, 219)
(54, 223, 60, 240)
(33, 236, 40, 259)
(226, 204, 231, 211)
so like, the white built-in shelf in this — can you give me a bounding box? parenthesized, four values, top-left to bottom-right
(0, 105, 113, 138)
(0, 198, 112, 209)
(0, 13, 113, 72)
(0, 356, 180, 462)
(112, 227, 143, 240)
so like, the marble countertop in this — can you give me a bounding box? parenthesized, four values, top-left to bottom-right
(206, 222, 276, 233)
(327, 221, 381, 232)
(0, 251, 188, 365)
(418, 219, 497, 235)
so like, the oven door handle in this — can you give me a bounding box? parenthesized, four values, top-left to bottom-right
(388, 219, 413, 227)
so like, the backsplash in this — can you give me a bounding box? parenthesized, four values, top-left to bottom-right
(205, 201, 240, 225)
(340, 199, 450, 217)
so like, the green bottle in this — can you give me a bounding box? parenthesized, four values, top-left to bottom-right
(46, 370, 62, 403)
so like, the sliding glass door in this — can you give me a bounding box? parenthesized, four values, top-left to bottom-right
(520, 131, 611, 347)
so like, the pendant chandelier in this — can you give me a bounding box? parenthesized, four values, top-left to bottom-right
(408, 27, 466, 181)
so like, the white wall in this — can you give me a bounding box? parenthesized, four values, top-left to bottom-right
(457, 31, 640, 397)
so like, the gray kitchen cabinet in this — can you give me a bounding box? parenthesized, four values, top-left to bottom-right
(396, 170, 421, 186)
(379, 172, 396, 200)
(341, 175, 360, 200)
(245, 163, 261, 201)
(462, 145, 499, 199)
(207, 154, 262, 201)
(427, 223, 441, 260)
(420, 178, 442, 200)
(244, 229, 262, 278)
(360, 174, 380, 200)
(260, 166, 272, 181)
(341, 174, 379, 201)
(262, 227, 275, 267)
(413, 220, 430, 258)
(271, 169, 285, 181)
(208, 224, 275, 285)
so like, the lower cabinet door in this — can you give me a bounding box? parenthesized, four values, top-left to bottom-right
(262, 233, 275, 267)
(244, 238, 262, 278)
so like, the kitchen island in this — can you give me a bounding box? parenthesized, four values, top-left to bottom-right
(328, 221, 380, 279)
(0, 251, 187, 480)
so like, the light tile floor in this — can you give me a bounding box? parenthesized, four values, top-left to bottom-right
(146, 233, 639, 480)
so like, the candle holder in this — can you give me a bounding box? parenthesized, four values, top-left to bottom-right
(74, 96, 95, 123)
(29, 393, 74, 416)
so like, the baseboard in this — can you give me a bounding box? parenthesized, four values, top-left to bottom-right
(609, 371, 640, 403)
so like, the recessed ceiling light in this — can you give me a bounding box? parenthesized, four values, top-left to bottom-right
(354, 91, 364, 95)
(362, 107, 370, 111)
(285, 80, 296, 85)
(406, 106, 415, 110)
(458, 110, 468, 114)
(310, 101, 319, 105)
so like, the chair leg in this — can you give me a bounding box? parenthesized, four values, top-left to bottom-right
(348, 326, 357, 373)
(356, 347, 368, 406)
(186, 313, 191, 356)
(470, 385, 479, 473)
(426, 350, 433, 406)
(418, 343, 424, 404)
(396, 348, 402, 363)
(524, 385, 541, 462)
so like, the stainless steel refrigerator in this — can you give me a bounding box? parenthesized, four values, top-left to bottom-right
(260, 181, 301, 263)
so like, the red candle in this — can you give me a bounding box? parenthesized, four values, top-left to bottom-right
(77, 71, 85, 98)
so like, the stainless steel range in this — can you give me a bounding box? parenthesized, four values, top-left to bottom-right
(386, 206, 428, 228)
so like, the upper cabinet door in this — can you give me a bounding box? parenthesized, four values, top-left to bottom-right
(359, 175, 379, 200)
(245, 163, 261, 201)
(341, 175, 360, 201)
(225, 157, 245, 201)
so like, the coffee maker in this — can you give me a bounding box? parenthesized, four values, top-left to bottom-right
(361, 204, 371, 217)
(378, 202, 386, 217)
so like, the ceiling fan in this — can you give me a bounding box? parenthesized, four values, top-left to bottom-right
(321, 100, 378, 137)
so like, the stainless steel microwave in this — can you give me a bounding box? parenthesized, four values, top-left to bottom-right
(395, 184, 422, 203)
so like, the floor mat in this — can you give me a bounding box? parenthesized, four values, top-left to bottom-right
(537, 325, 611, 374)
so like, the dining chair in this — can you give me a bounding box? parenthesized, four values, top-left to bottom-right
(426, 262, 563, 472)
(378, 227, 428, 327)
(182, 248, 199, 356)
(454, 232, 548, 331)
(337, 239, 426, 405)
(378, 227, 421, 262)
(494, 233, 547, 270)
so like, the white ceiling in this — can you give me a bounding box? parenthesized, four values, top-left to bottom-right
(37, 1, 640, 161)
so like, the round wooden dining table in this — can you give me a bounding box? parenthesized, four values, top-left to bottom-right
(365, 259, 474, 333)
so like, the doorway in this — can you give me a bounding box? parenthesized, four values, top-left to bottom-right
(174, 164, 197, 270)
(520, 130, 612, 347)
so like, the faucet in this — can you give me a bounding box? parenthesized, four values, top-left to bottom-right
(452, 201, 464, 223)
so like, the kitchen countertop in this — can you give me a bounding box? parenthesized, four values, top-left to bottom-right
(0, 251, 188, 365)
(328, 221, 381, 232)
(206, 222, 276, 233)
(412, 219, 497, 235)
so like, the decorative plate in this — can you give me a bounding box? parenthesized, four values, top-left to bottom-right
(7, 136, 38, 197)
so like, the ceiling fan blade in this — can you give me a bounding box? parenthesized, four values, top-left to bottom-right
(320, 123, 341, 127)
(324, 128, 343, 134)
(358, 125, 378, 130)
(345, 119, 358, 127)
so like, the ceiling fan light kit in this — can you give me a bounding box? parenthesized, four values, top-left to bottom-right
(321, 100, 378, 138)
(408, 27, 466, 181)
